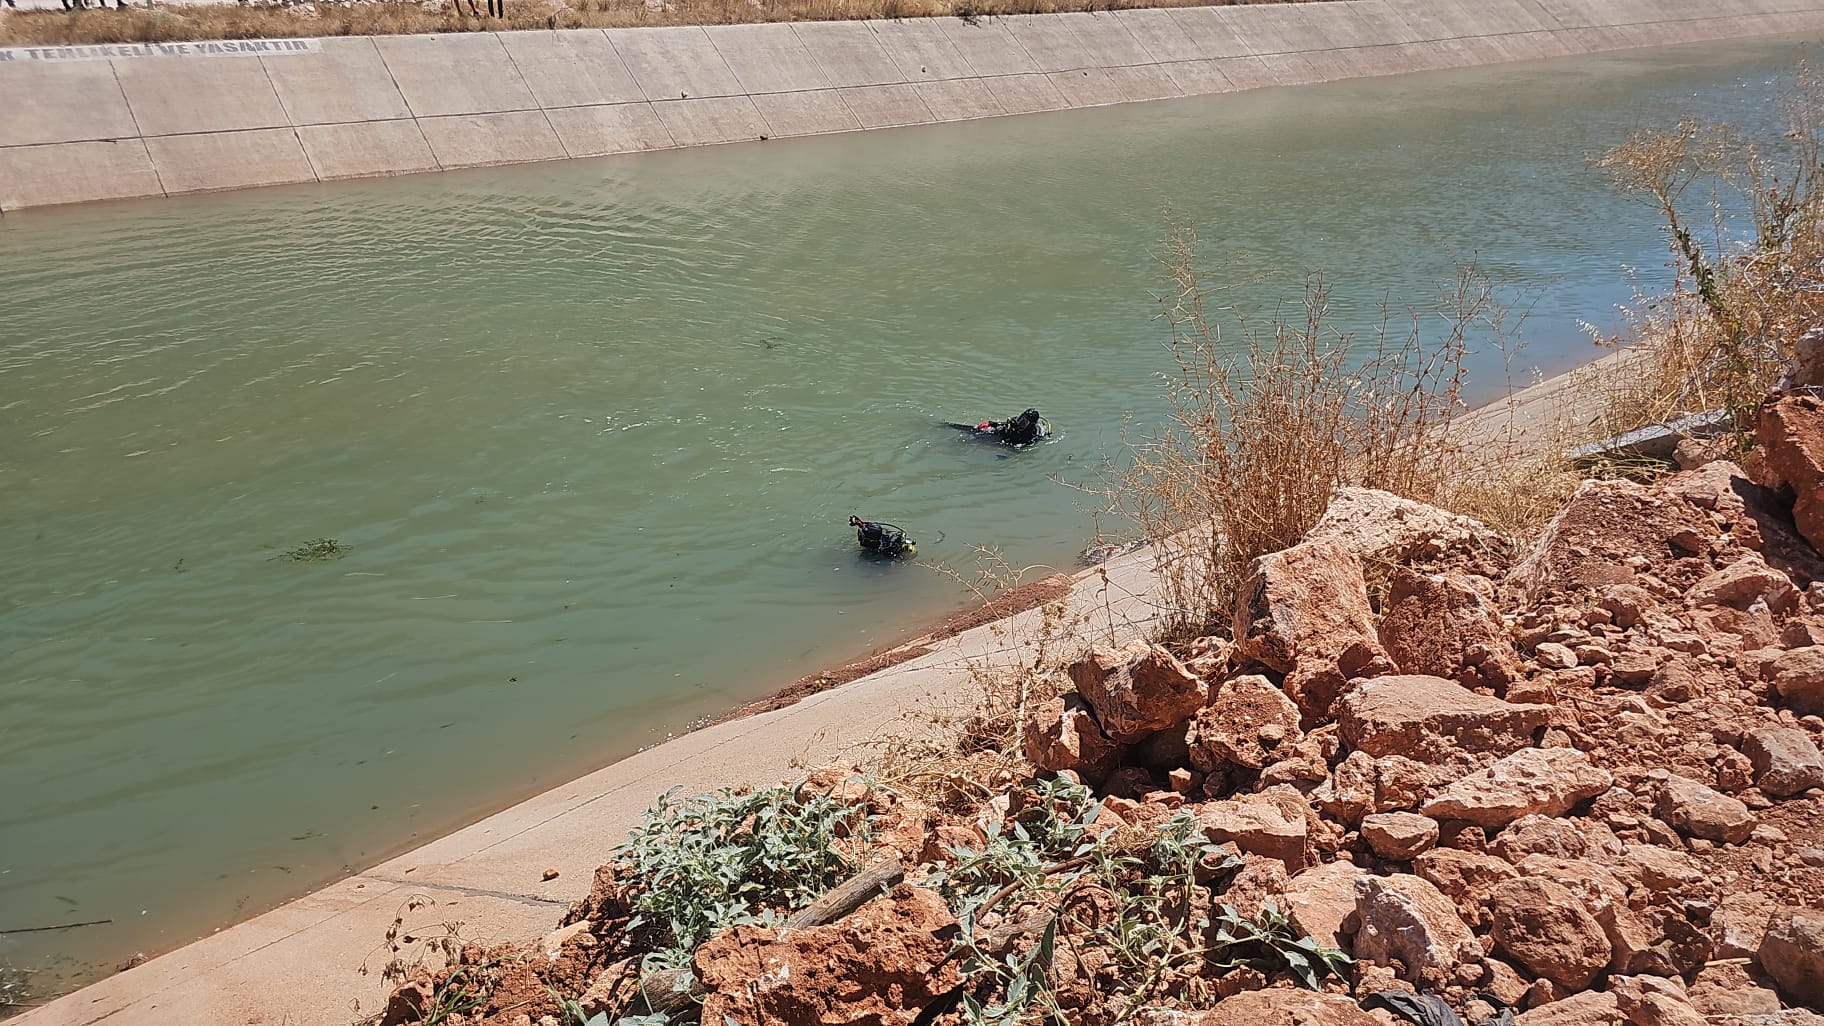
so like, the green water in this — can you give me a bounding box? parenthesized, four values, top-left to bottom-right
(0, 35, 1811, 992)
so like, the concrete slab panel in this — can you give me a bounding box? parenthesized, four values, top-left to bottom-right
(607, 26, 742, 100)
(1047, 67, 1126, 107)
(544, 101, 675, 155)
(500, 30, 645, 108)
(982, 72, 1071, 114)
(1345, 1, 1427, 45)
(1057, 11, 1156, 66)
(1268, 51, 1328, 86)
(260, 37, 410, 127)
(113, 57, 288, 136)
(650, 95, 769, 146)
(0, 61, 138, 146)
(297, 119, 438, 179)
(837, 83, 935, 128)
(1210, 54, 1285, 90)
(1527, 0, 1605, 28)
(0, 139, 162, 209)
(1219, 4, 1333, 55)
(749, 89, 860, 137)
(1004, 13, 1099, 72)
(1111, 8, 1204, 62)
(1105, 63, 1182, 102)
(144, 128, 315, 194)
(374, 34, 537, 118)
(791, 22, 903, 87)
(869, 18, 976, 80)
(704, 23, 830, 94)
(416, 110, 566, 167)
(938, 17, 1042, 76)
(1325, 44, 1414, 78)
(1166, 6, 1254, 59)
(914, 77, 1006, 120)
(1161, 58, 1236, 96)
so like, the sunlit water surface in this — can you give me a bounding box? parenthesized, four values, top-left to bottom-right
(0, 34, 1812, 991)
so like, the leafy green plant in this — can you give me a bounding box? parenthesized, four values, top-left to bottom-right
(615, 782, 875, 973)
(1209, 901, 1352, 990)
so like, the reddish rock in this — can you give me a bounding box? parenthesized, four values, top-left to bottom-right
(1283, 861, 1366, 951)
(1742, 726, 1824, 796)
(1197, 790, 1310, 872)
(1760, 906, 1824, 1007)
(1489, 877, 1612, 990)
(1352, 873, 1480, 978)
(1378, 569, 1522, 688)
(1361, 812, 1440, 861)
(1756, 393, 1824, 553)
(1421, 748, 1612, 830)
(1689, 554, 1798, 612)
(1337, 675, 1551, 762)
(1023, 694, 1124, 784)
(1711, 891, 1776, 960)
(1515, 991, 1624, 1026)
(1222, 853, 1292, 921)
(1233, 539, 1397, 723)
(1648, 769, 1756, 844)
(694, 884, 960, 1026)
(1600, 584, 1658, 629)
(1415, 847, 1520, 928)
(1190, 674, 1303, 771)
(1619, 844, 1704, 896)
(1610, 975, 1706, 1026)
(1509, 478, 1719, 600)
(1066, 641, 1206, 743)
(1772, 646, 1824, 717)
(1186, 988, 1382, 1026)
(1688, 961, 1784, 1016)
(1491, 814, 1593, 861)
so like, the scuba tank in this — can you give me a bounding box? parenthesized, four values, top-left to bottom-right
(848, 515, 916, 559)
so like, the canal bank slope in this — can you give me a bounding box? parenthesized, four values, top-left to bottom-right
(3, 0, 1823, 211)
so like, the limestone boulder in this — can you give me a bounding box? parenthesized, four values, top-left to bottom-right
(1711, 891, 1776, 960)
(1509, 478, 1720, 601)
(1755, 393, 1824, 553)
(1352, 873, 1480, 978)
(1516, 992, 1624, 1026)
(1282, 861, 1366, 951)
(1414, 847, 1519, 929)
(1610, 975, 1707, 1026)
(1742, 726, 1824, 796)
(695, 884, 960, 1026)
(1338, 675, 1551, 762)
(1023, 694, 1124, 784)
(1420, 748, 1612, 830)
(1189, 673, 1303, 772)
(1760, 906, 1824, 1007)
(1688, 961, 1783, 1018)
(1304, 487, 1509, 568)
(1361, 812, 1439, 861)
(1490, 814, 1594, 862)
(1233, 539, 1396, 724)
(1489, 877, 1612, 990)
(1184, 989, 1382, 1026)
(1066, 641, 1206, 743)
(1688, 554, 1798, 613)
(1196, 790, 1310, 872)
(1647, 769, 1755, 844)
(1378, 569, 1522, 688)
(1772, 646, 1824, 717)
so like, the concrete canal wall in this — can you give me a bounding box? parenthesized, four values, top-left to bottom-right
(3, 0, 1823, 211)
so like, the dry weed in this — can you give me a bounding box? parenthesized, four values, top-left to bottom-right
(1582, 60, 1824, 443)
(4, 0, 1303, 47)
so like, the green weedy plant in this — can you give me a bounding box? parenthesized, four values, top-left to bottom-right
(1209, 901, 1352, 990)
(615, 782, 875, 973)
(280, 537, 347, 562)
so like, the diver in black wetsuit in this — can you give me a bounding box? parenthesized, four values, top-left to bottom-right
(848, 515, 916, 558)
(946, 408, 1049, 447)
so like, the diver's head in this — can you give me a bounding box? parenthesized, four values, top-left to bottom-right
(848, 515, 863, 527)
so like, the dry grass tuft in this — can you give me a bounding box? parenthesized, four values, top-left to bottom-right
(1106, 221, 1542, 636)
(3, 0, 1310, 47)
(1578, 60, 1824, 445)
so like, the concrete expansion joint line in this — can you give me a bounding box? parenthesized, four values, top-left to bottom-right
(491, 31, 571, 159)
(253, 54, 322, 184)
(103, 58, 167, 198)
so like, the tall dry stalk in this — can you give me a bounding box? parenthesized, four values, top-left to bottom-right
(1585, 61, 1824, 440)
(1116, 221, 1525, 636)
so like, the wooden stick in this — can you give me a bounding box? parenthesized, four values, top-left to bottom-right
(0, 919, 113, 935)
(784, 858, 905, 930)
